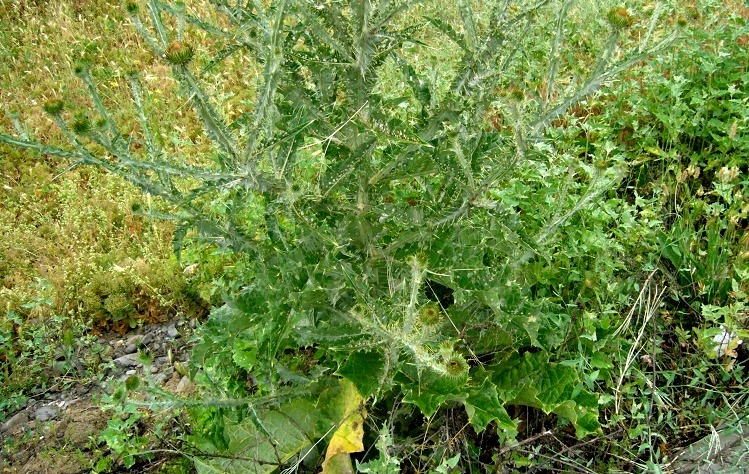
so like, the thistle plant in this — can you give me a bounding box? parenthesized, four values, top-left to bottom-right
(0, 0, 679, 470)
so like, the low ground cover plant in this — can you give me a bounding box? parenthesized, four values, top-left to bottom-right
(2, 0, 748, 472)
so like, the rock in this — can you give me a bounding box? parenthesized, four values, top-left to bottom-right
(113, 353, 141, 368)
(125, 369, 137, 376)
(153, 373, 169, 385)
(141, 333, 154, 345)
(34, 406, 60, 423)
(1, 411, 29, 434)
(112, 339, 126, 353)
(167, 324, 180, 339)
(669, 422, 749, 473)
(123, 334, 144, 354)
(176, 376, 195, 395)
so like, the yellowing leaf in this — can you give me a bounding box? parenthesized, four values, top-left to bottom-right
(322, 379, 365, 474)
(322, 452, 355, 474)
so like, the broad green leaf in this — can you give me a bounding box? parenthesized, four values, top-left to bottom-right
(463, 381, 516, 434)
(401, 387, 450, 418)
(194, 380, 361, 473)
(336, 350, 387, 397)
(232, 338, 257, 370)
(590, 352, 614, 369)
(491, 352, 600, 437)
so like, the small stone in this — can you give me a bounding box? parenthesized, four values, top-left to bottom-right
(127, 334, 144, 345)
(176, 376, 195, 395)
(34, 406, 60, 423)
(124, 334, 144, 354)
(150, 366, 159, 374)
(141, 333, 154, 345)
(167, 324, 180, 339)
(125, 369, 137, 375)
(153, 373, 169, 384)
(1, 411, 29, 434)
(189, 318, 197, 329)
(113, 353, 141, 368)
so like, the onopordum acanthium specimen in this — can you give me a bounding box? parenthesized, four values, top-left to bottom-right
(0, 0, 680, 470)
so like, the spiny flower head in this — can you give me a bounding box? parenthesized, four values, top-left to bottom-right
(443, 353, 469, 380)
(164, 40, 194, 66)
(72, 113, 91, 134)
(42, 99, 65, 116)
(125, 2, 139, 14)
(607, 6, 634, 29)
(418, 303, 442, 326)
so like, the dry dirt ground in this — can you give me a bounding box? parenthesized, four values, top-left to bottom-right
(0, 318, 197, 474)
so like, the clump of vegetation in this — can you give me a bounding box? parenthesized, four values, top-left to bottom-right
(75, 257, 203, 330)
(2, 0, 748, 472)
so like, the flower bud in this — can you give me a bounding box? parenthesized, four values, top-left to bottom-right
(164, 41, 194, 66)
(606, 7, 634, 29)
(42, 99, 65, 116)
